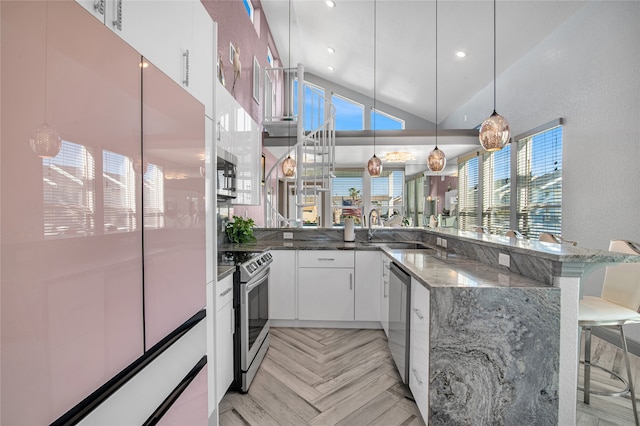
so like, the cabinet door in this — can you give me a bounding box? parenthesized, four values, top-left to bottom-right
(189, 2, 215, 117)
(298, 268, 354, 321)
(106, 0, 193, 90)
(410, 278, 430, 420)
(355, 251, 382, 321)
(270, 250, 297, 320)
(381, 256, 390, 336)
(216, 274, 234, 403)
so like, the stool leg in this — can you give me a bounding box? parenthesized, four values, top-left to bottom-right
(619, 325, 639, 426)
(584, 326, 592, 404)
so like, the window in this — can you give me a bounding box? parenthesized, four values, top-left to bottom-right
(458, 154, 479, 231)
(332, 94, 364, 130)
(482, 145, 511, 234)
(331, 171, 364, 226)
(293, 79, 325, 131)
(43, 140, 95, 239)
(103, 150, 137, 233)
(267, 46, 274, 68)
(371, 109, 404, 130)
(242, 0, 254, 23)
(516, 125, 563, 239)
(253, 56, 260, 103)
(404, 174, 421, 226)
(373, 170, 404, 221)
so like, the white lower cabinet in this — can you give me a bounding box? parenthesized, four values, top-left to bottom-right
(355, 251, 382, 321)
(410, 277, 430, 420)
(215, 274, 234, 403)
(269, 250, 296, 320)
(298, 251, 354, 321)
(381, 255, 391, 336)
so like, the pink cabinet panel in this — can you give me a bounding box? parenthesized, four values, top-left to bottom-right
(156, 364, 208, 426)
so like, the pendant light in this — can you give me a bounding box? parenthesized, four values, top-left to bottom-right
(479, 0, 510, 152)
(282, 0, 296, 178)
(427, 0, 446, 173)
(367, 0, 382, 177)
(30, 2, 61, 158)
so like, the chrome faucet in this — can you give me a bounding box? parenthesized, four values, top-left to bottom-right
(368, 208, 380, 241)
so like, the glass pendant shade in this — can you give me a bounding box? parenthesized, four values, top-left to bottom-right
(282, 155, 296, 178)
(479, 110, 510, 152)
(132, 155, 148, 175)
(427, 146, 446, 172)
(29, 122, 61, 158)
(367, 154, 382, 177)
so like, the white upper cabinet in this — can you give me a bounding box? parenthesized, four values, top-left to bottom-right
(216, 80, 262, 205)
(75, 0, 214, 114)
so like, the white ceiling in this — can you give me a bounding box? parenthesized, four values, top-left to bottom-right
(260, 0, 587, 171)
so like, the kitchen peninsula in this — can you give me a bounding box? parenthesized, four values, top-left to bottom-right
(218, 227, 640, 425)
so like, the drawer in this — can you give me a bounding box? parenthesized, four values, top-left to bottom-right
(216, 274, 234, 310)
(298, 250, 354, 268)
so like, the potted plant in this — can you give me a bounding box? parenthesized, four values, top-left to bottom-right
(225, 216, 256, 244)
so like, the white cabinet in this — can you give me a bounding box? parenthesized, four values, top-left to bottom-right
(74, 0, 214, 115)
(215, 274, 234, 403)
(269, 250, 296, 320)
(216, 80, 261, 205)
(355, 251, 381, 322)
(298, 251, 354, 321)
(409, 277, 430, 420)
(381, 255, 391, 337)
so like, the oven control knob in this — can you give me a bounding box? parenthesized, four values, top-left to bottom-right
(257, 259, 262, 266)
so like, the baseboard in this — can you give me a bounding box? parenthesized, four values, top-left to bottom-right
(592, 327, 640, 357)
(270, 319, 382, 329)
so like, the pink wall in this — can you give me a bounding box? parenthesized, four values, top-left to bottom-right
(429, 176, 458, 215)
(203, 0, 281, 125)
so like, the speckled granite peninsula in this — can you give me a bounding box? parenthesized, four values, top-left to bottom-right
(221, 227, 640, 425)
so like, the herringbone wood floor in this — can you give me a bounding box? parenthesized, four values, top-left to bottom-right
(219, 328, 425, 426)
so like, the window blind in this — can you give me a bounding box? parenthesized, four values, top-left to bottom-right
(103, 150, 137, 233)
(516, 126, 563, 239)
(43, 140, 95, 239)
(458, 155, 479, 231)
(482, 145, 511, 234)
(372, 170, 404, 220)
(331, 171, 364, 225)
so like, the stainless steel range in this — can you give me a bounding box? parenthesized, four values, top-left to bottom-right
(223, 250, 272, 393)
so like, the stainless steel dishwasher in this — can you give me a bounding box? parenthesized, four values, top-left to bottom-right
(388, 262, 411, 384)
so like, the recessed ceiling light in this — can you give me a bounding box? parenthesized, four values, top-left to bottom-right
(325, 0, 336, 8)
(327, 65, 335, 71)
(327, 47, 335, 54)
(455, 51, 467, 58)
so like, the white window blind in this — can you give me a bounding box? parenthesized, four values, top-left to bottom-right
(103, 150, 137, 233)
(331, 171, 363, 225)
(516, 125, 563, 239)
(43, 140, 95, 239)
(482, 145, 511, 234)
(143, 164, 165, 229)
(372, 170, 404, 220)
(458, 155, 479, 231)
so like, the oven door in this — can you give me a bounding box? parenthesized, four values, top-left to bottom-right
(240, 267, 270, 371)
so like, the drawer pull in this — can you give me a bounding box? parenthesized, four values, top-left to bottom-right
(220, 287, 232, 297)
(413, 307, 424, 320)
(412, 368, 423, 386)
(317, 257, 335, 261)
(349, 273, 353, 290)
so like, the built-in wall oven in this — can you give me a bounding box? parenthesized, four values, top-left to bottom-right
(225, 251, 272, 392)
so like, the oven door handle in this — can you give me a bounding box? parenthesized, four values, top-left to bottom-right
(244, 267, 270, 292)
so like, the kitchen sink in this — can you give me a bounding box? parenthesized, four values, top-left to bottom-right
(362, 241, 435, 250)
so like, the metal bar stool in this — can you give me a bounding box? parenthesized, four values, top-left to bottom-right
(579, 240, 640, 426)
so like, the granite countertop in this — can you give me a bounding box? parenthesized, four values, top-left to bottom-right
(384, 248, 548, 290)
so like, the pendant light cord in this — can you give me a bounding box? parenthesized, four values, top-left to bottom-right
(372, 0, 377, 156)
(493, 0, 497, 113)
(434, 0, 438, 148)
(287, 0, 292, 157)
(44, 1, 49, 122)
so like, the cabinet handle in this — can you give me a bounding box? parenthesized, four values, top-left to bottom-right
(112, 0, 122, 31)
(183, 49, 190, 87)
(413, 307, 424, 320)
(219, 287, 232, 297)
(384, 282, 388, 299)
(317, 257, 335, 261)
(412, 368, 423, 386)
(94, 0, 105, 15)
(349, 273, 353, 290)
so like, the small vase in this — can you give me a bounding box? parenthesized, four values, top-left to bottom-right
(344, 217, 355, 242)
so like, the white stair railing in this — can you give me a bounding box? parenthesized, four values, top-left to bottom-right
(263, 64, 335, 228)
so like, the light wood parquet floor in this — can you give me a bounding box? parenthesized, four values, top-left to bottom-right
(219, 328, 425, 426)
(220, 328, 640, 425)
